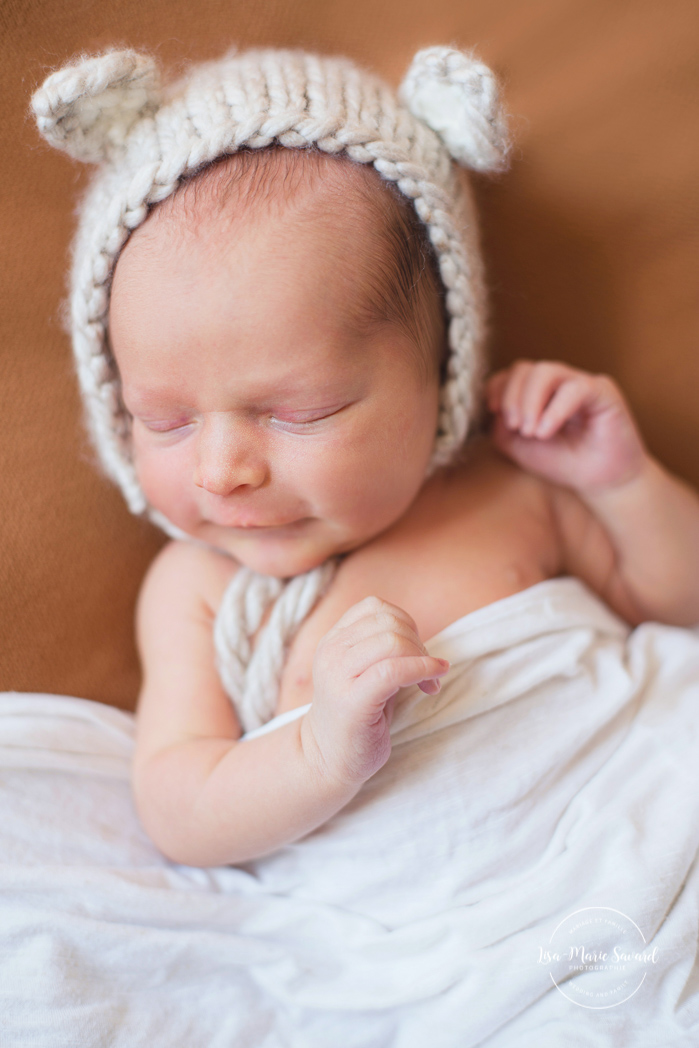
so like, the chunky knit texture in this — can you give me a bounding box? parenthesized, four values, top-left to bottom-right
(32, 45, 509, 731)
(213, 559, 339, 732)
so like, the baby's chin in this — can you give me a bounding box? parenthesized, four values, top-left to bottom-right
(194, 520, 346, 578)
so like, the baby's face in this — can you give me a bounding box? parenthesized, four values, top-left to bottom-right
(110, 167, 440, 577)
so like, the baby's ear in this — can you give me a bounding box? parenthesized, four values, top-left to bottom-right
(400, 46, 510, 173)
(31, 49, 161, 164)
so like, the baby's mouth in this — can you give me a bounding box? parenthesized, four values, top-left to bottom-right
(208, 517, 311, 532)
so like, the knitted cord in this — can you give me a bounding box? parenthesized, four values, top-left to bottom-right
(213, 558, 339, 733)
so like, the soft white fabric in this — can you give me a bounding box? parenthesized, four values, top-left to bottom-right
(1, 577, 699, 1046)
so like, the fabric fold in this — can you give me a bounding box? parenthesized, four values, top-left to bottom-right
(1, 577, 698, 1046)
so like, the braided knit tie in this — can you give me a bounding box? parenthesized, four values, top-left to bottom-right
(213, 558, 339, 733)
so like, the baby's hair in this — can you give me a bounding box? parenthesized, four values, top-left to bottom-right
(137, 146, 447, 383)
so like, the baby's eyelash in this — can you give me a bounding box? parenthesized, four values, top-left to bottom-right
(139, 418, 193, 433)
(268, 407, 344, 430)
(135, 405, 350, 436)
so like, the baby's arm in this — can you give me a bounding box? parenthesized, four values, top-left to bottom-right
(487, 361, 699, 627)
(132, 542, 448, 867)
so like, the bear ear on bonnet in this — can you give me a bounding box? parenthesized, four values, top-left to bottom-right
(31, 44, 509, 174)
(399, 46, 510, 173)
(31, 49, 161, 164)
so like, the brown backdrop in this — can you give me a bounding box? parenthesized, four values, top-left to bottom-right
(1, 0, 697, 711)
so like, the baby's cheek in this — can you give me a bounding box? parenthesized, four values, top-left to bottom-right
(301, 428, 416, 528)
(132, 444, 191, 519)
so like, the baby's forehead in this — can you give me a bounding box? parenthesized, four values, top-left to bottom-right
(111, 145, 445, 386)
(143, 147, 390, 243)
(114, 147, 410, 324)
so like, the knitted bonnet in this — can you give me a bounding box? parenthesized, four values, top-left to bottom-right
(31, 44, 510, 731)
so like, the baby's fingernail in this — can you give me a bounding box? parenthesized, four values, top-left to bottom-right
(437, 658, 450, 668)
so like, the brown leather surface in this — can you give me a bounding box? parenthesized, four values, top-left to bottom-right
(1, 0, 697, 710)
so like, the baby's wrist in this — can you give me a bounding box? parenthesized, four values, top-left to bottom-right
(576, 451, 658, 510)
(299, 712, 366, 799)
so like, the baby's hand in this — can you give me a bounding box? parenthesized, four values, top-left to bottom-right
(486, 360, 648, 493)
(302, 597, 450, 789)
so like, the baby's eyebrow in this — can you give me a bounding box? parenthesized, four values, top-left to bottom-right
(118, 384, 194, 418)
(119, 387, 166, 414)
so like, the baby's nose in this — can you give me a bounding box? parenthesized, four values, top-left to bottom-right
(193, 415, 268, 495)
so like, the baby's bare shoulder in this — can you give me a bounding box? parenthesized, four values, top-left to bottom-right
(413, 437, 558, 548)
(138, 540, 238, 625)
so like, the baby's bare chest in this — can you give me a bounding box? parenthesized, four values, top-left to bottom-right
(274, 453, 561, 716)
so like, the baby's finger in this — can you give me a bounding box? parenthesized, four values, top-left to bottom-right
(329, 595, 419, 637)
(519, 363, 576, 436)
(485, 368, 511, 412)
(356, 654, 451, 703)
(418, 676, 444, 694)
(335, 629, 430, 680)
(338, 616, 427, 658)
(499, 360, 535, 429)
(534, 377, 593, 438)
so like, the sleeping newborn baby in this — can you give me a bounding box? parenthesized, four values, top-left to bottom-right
(116, 145, 699, 871)
(32, 46, 699, 877)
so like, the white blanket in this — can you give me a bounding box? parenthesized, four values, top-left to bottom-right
(1, 577, 699, 1046)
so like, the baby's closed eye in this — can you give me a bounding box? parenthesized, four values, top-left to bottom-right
(138, 417, 195, 433)
(268, 403, 355, 431)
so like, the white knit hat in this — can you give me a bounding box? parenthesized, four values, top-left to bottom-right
(32, 44, 509, 525)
